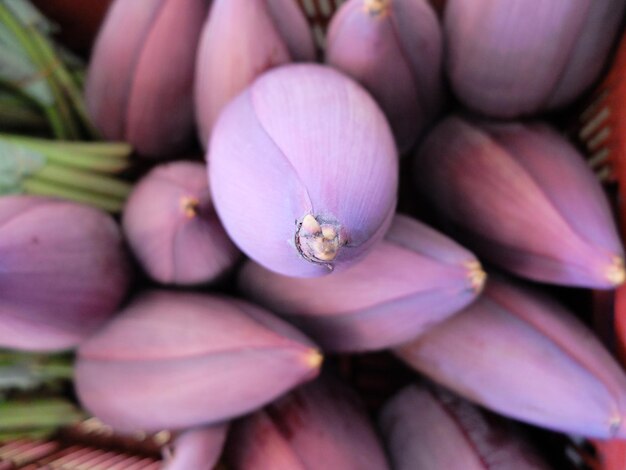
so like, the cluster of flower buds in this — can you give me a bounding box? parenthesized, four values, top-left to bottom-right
(5, 0, 626, 467)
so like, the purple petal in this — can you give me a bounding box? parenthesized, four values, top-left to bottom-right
(0, 196, 131, 351)
(227, 376, 389, 469)
(445, 0, 587, 116)
(326, 0, 442, 151)
(163, 425, 228, 470)
(414, 116, 624, 288)
(379, 383, 550, 469)
(239, 214, 483, 352)
(194, 0, 314, 146)
(76, 291, 322, 432)
(123, 161, 239, 285)
(209, 64, 398, 277)
(394, 277, 626, 438)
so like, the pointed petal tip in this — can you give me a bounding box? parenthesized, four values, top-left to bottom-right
(364, 0, 391, 16)
(305, 349, 324, 370)
(179, 195, 200, 219)
(607, 256, 626, 287)
(466, 260, 487, 294)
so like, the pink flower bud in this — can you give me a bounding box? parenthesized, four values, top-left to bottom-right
(326, 0, 443, 152)
(75, 291, 323, 432)
(226, 376, 389, 469)
(86, 0, 208, 158)
(379, 383, 550, 469)
(445, 0, 625, 117)
(395, 277, 626, 438)
(122, 161, 239, 285)
(209, 64, 398, 277)
(194, 0, 315, 146)
(0, 195, 131, 351)
(414, 116, 624, 289)
(239, 214, 484, 352)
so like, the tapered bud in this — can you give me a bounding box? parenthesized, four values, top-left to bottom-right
(195, 0, 315, 146)
(395, 277, 626, 438)
(226, 376, 390, 469)
(326, 0, 443, 152)
(86, 0, 208, 158)
(209, 64, 398, 277)
(123, 161, 239, 285)
(163, 425, 228, 470)
(379, 383, 550, 469)
(0, 195, 130, 351)
(239, 214, 484, 352)
(415, 116, 624, 289)
(445, 0, 625, 117)
(75, 291, 322, 432)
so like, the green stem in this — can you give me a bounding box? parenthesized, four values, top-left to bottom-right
(22, 177, 125, 213)
(0, 350, 74, 385)
(0, 135, 132, 174)
(44, 151, 130, 174)
(0, 96, 47, 130)
(0, 132, 132, 158)
(34, 164, 132, 199)
(29, 28, 99, 139)
(33, 363, 74, 381)
(0, 399, 85, 430)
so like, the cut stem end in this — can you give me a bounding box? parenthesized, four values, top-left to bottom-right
(295, 214, 343, 266)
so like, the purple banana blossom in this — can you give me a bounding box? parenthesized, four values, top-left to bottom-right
(0, 195, 130, 351)
(209, 64, 398, 277)
(414, 116, 625, 289)
(226, 376, 390, 469)
(239, 214, 484, 352)
(326, 0, 443, 152)
(379, 383, 550, 469)
(195, 0, 315, 146)
(394, 276, 626, 439)
(86, 0, 208, 158)
(123, 161, 239, 285)
(75, 291, 322, 433)
(445, 0, 625, 117)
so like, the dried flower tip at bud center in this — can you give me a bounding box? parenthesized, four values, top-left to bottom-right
(364, 0, 391, 16)
(180, 196, 200, 219)
(606, 256, 626, 286)
(465, 260, 487, 293)
(296, 214, 343, 266)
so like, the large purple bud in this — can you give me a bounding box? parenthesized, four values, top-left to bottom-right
(0, 195, 131, 351)
(445, 0, 625, 117)
(326, 0, 443, 152)
(414, 116, 625, 289)
(239, 214, 484, 352)
(86, 0, 208, 158)
(395, 276, 626, 439)
(75, 291, 323, 432)
(209, 64, 399, 278)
